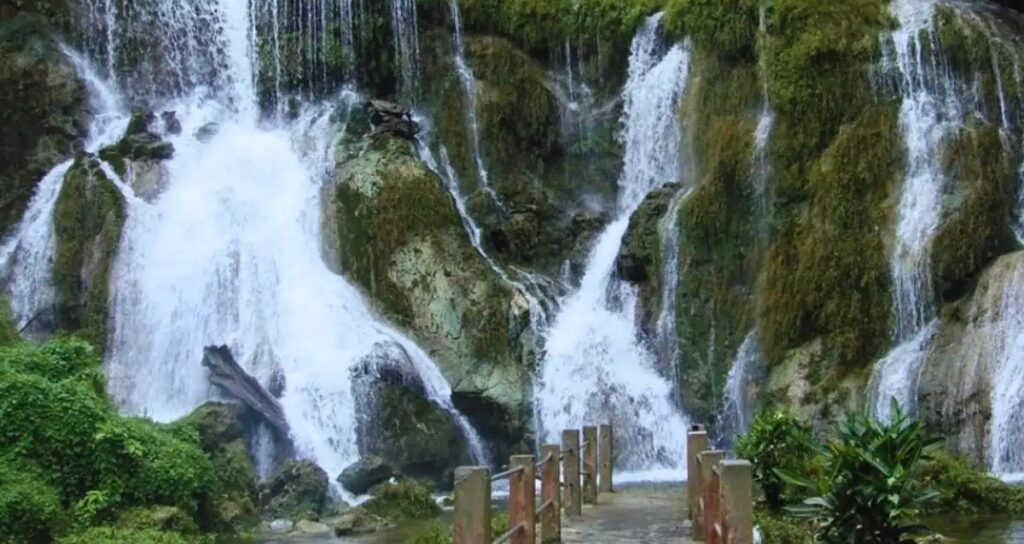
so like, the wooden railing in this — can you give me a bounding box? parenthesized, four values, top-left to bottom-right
(453, 424, 615, 544)
(688, 424, 754, 544)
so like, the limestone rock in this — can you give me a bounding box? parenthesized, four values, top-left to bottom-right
(365, 99, 420, 140)
(338, 455, 394, 495)
(332, 507, 391, 536)
(293, 519, 331, 534)
(260, 460, 330, 521)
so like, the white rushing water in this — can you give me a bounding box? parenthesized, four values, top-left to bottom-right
(752, 3, 774, 220)
(536, 15, 691, 473)
(868, 320, 938, 421)
(49, 0, 491, 486)
(2, 46, 126, 331)
(990, 258, 1024, 477)
(391, 0, 420, 100)
(719, 331, 763, 440)
(655, 189, 690, 382)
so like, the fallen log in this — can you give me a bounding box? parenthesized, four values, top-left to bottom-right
(202, 345, 290, 438)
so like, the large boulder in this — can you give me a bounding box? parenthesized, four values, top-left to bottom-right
(338, 455, 394, 495)
(259, 461, 329, 521)
(52, 154, 126, 347)
(98, 109, 175, 202)
(362, 479, 442, 521)
(330, 133, 532, 458)
(0, 15, 88, 235)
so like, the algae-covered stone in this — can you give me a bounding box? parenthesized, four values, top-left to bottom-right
(362, 479, 442, 521)
(338, 456, 394, 495)
(332, 506, 391, 536)
(260, 460, 329, 521)
(331, 133, 530, 456)
(0, 15, 88, 235)
(52, 155, 125, 348)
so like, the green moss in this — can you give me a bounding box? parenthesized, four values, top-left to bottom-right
(260, 461, 329, 521)
(52, 156, 126, 349)
(759, 106, 900, 371)
(363, 479, 442, 521)
(673, 49, 760, 425)
(932, 126, 1019, 300)
(916, 450, 1024, 515)
(664, 0, 760, 60)
(0, 298, 18, 347)
(754, 511, 814, 544)
(0, 14, 86, 235)
(765, 0, 890, 201)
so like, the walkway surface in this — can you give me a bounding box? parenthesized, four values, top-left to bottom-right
(561, 484, 697, 543)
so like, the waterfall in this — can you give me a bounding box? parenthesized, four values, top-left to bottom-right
(391, 0, 420, 100)
(871, 0, 1024, 420)
(719, 331, 763, 440)
(655, 189, 690, 383)
(2, 46, 126, 332)
(868, 320, 938, 421)
(752, 3, 774, 220)
(446, 0, 501, 205)
(535, 15, 691, 475)
(990, 258, 1024, 477)
(52, 0, 489, 485)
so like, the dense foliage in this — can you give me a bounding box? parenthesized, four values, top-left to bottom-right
(781, 403, 939, 543)
(0, 338, 249, 542)
(735, 410, 819, 511)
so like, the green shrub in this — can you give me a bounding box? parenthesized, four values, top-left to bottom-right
(408, 511, 509, 544)
(0, 338, 105, 392)
(0, 299, 17, 347)
(755, 511, 814, 544)
(735, 409, 820, 510)
(915, 450, 1024, 515)
(783, 402, 939, 543)
(56, 527, 196, 544)
(0, 456, 62, 543)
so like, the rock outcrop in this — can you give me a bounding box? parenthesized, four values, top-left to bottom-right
(331, 131, 532, 458)
(259, 460, 330, 521)
(202, 345, 290, 439)
(338, 456, 394, 495)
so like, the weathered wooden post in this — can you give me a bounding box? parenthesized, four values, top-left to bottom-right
(562, 429, 581, 517)
(719, 460, 754, 544)
(509, 455, 536, 544)
(453, 466, 491, 544)
(598, 423, 613, 493)
(582, 426, 598, 504)
(700, 451, 724, 543)
(687, 426, 709, 523)
(540, 444, 561, 543)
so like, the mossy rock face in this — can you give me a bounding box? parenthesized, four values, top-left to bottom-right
(356, 381, 469, 487)
(52, 155, 126, 349)
(331, 133, 530, 459)
(176, 403, 259, 532)
(673, 49, 760, 428)
(259, 461, 329, 521)
(0, 15, 88, 236)
(919, 252, 1024, 466)
(616, 184, 680, 336)
(931, 125, 1020, 302)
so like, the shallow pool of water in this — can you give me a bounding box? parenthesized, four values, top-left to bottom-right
(928, 515, 1024, 543)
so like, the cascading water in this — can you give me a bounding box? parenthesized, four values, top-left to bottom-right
(2, 46, 126, 332)
(391, 0, 420, 100)
(536, 14, 691, 475)
(752, 3, 774, 220)
(719, 330, 763, 440)
(57, 0, 488, 486)
(871, 0, 1024, 420)
(655, 189, 690, 383)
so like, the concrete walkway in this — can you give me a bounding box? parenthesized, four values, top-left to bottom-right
(561, 484, 697, 543)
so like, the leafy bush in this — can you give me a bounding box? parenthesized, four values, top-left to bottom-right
(915, 450, 1024, 514)
(56, 527, 196, 544)
(783, 402, 939, 543)
(755, 511, 814, 544)
(0, 299, 17, 347)
(408, 511, 509, 544)
(0, 456, 62, 543)
(735, 409, 820, 510)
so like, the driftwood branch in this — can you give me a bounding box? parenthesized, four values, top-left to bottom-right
(202, 345, 290, 438)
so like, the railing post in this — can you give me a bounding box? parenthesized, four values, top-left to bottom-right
(540, 444, 561, 543)
(687, 426, 709, 524)
(562, 429, 581, 517)
(454, 466, 491, 544)
(582, 426, 598, 504)
(509, 455, 536, 544)
(718, 460, 754, 544)
(699, 451, 724, 543)
(598, 423, 613, 493)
